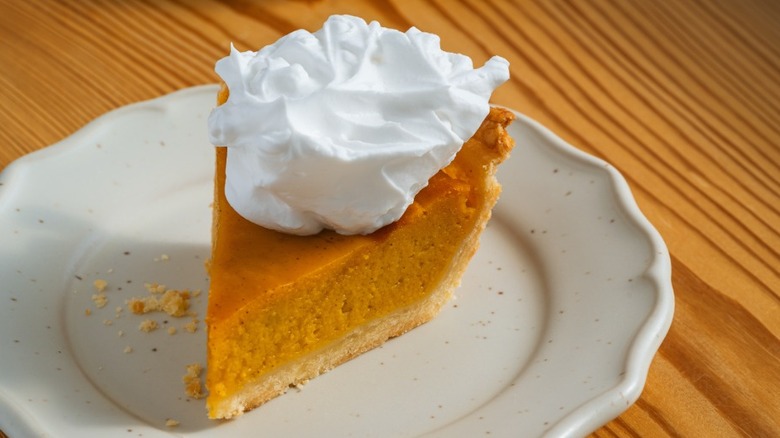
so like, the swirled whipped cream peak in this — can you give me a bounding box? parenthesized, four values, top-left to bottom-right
(208, 14, 509, 235)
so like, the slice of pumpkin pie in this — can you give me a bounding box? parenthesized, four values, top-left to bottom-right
(205, 15, 514, 419)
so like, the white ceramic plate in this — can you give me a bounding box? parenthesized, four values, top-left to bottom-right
(0, 85, 673, 437)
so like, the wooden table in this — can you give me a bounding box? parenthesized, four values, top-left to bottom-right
(1, 1, 777, 436)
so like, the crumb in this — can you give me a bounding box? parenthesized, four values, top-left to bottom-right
(117, 330, 124, 337)
(123, 346, 133, 354)
(138, 319, 158, 332)
(85, 308, 91, 316)
(192, 289, 202, 298)
(161, 254, 170, 261)
(102, 319, 113, 326)
(93, 279, 108, 293)
(183, 319, 198, 333)
(115, 306, 123, 317)
(182, 363, 205, 399)
(127, 298, 146, 314)
(128, 289, 190, 317)
(165, 418, 180, 428)
(91, 293, 108, 308)
(159, 290, 190, 316)
(167, 326, 177, 335)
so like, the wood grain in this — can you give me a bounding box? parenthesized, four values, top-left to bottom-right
(1, 0, 778, 436)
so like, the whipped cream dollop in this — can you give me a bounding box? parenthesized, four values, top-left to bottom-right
(208, 15, 509, 235)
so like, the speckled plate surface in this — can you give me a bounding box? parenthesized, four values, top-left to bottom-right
(0, 85, 673, 437)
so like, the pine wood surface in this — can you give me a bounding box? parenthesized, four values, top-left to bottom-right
(0, 1, 778, 437)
